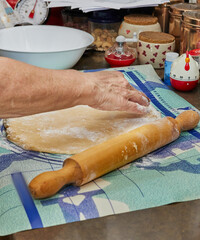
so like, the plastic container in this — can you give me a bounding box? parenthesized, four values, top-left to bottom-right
(164, 52, 179, 85)
(88, 10, 123, 51)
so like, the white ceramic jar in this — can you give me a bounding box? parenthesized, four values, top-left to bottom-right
(137, 31, 175, 69)
(118, 14, 161, 39)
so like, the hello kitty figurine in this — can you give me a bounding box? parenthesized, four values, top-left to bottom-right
(170, 51, 199, 91)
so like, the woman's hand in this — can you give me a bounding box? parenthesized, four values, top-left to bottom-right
(80, 70, 150, 115)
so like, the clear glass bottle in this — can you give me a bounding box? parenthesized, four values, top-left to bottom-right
(105, 35, 136, 67)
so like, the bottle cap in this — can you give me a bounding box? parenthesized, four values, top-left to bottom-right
(116, 33, 138, 43)
(166, 52, 179, 62)
(116, 35, 126, 43)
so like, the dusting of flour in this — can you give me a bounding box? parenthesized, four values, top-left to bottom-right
(41, 127, 105, 142)
(5, 104, 161, 154)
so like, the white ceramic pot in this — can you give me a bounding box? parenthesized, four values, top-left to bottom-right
(137, 40, 175, 69)
(118, 21, 161, 38)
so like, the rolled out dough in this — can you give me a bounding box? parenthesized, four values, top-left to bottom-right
(4, 105, 161, 154)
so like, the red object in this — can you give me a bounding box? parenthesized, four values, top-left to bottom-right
(105, 54, 136, 67)
(29, 11, 34, 19)
(45, 7, 64, 26)
(185, 63, 190, 71)
(170, 77, 198, 91)
(184, 51, 190, 71)
(6, 1, 64, 26)
(6, 0, 18, 9)
(189, 49, 200, 56)
(29, 0, 38, 18)
(189, 49, 200, 67)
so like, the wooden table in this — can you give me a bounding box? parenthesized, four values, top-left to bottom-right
(1, 51, 200, 240)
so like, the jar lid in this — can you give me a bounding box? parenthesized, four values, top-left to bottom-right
(124, 14, 158, 25)
(166, 52, 179, 61)
(170, 0, 184, 3)
(189, 49, 200, 56)
(170, 3, 200, 16)
(139, 31, 175, 43)
(182, 11, 200, 26)
(88, 10, 122, 23)
(157, 0, 182, 8)
(62, 8, 83, 14)
(61, 8, 88, 18)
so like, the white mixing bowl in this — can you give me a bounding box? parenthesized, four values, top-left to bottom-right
(0, 25, 94, 69)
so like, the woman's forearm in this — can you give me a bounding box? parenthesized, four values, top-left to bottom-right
(0, 57, 150, 118)
(0, 57, 87, 118)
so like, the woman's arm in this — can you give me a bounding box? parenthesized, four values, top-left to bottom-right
(0, 57, 149, 118)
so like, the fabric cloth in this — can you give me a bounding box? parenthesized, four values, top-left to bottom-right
(1, 65, 200, 236)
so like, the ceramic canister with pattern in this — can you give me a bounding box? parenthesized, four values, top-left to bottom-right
(118, 14, 161, 39)
(137, 31, 175, 69)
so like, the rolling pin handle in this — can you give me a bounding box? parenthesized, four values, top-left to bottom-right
(175, 110, 200, 132)
(29, 159, 82, 199)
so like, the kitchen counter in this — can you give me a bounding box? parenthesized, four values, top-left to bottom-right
(1, 51, 200, 240)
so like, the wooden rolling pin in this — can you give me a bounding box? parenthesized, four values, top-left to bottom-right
(29, 110, 200, 199)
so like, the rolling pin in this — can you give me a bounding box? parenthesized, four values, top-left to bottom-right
(29, 110, 200, 199)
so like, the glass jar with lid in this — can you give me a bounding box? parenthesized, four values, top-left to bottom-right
(88, 10, 123, 51)
(153, 0, 184, 33)
(169, 3, 200, 52)
(61, 8, 89, 32)
(180, 11, 200, 55)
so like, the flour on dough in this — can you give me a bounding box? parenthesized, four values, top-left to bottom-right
(4, 105, 161, 154)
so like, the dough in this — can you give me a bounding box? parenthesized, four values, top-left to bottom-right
(4, 105, 161, 154)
